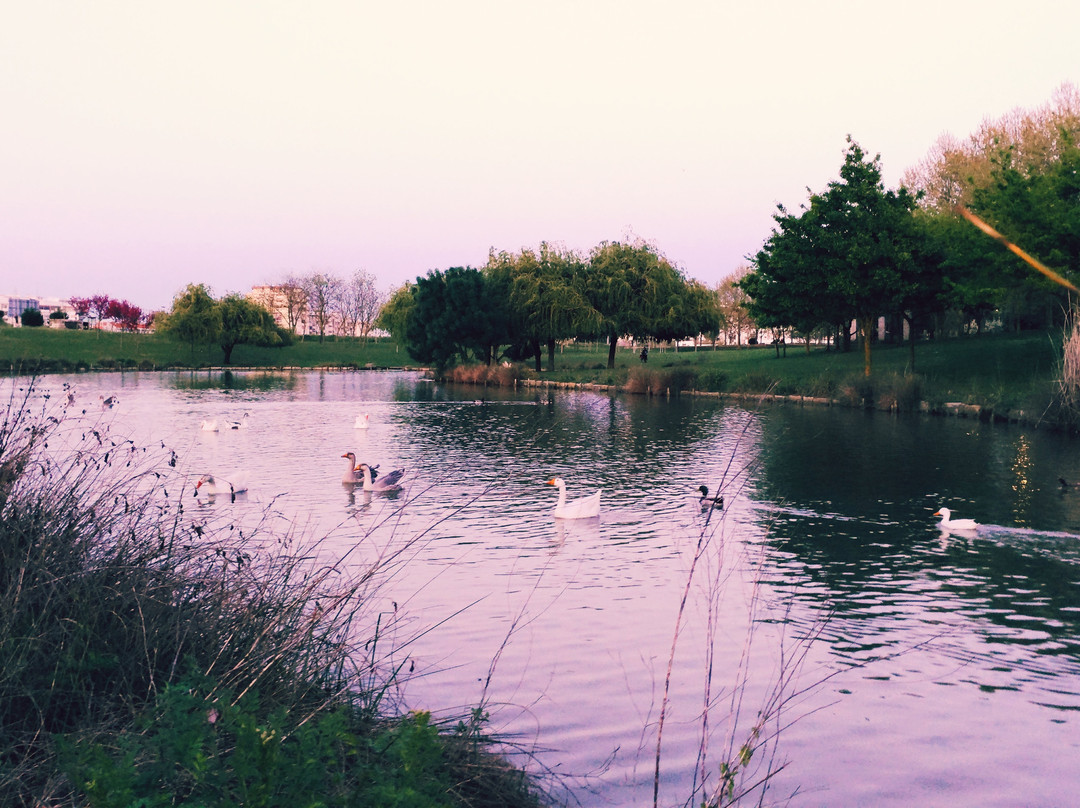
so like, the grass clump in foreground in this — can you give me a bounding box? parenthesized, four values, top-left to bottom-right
(0, 381, 545, 807)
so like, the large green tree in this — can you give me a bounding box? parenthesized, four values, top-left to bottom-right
(375, 282, 416, 350)
(969, 134, 1080, 329)
(163, 284, 220, 358)
(405, 267, 507, 371)
(903, 83, 1080, 331)
(742, 201, 841, 354)
(584, 240, 698, 369)
(820, 139, 921, 374)
(216, 294, 290, 365)
(744, 139, 921, 375)
(486, 243, 598, 372)
(162, 285, 288, 364)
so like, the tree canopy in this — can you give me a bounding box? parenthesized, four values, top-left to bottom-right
(586, 240, 709, 368)
(377, 238, 716, 373)
(404, 267, 506, 371)
(163, 284, 220, 357)
(742, 138, 921, 375)
(161, 284, 288, 364)
(902, 82, 1080, 331)
(485, 243, 597, 372)
(216, 294, 290, 365)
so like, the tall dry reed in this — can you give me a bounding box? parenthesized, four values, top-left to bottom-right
(0, 379, 542, 806)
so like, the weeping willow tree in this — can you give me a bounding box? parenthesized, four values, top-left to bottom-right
(486, 242, 599, 372)
(585, 239, 707, 369)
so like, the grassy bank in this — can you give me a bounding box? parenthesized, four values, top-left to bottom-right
(0, 327, 418, 372)
(486, 332, 1061, 417)
(0, 383, 545, 807)
(1, 327, 1063, 418)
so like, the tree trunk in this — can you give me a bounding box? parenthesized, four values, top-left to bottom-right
(904, 314, 916, 373)
(222, 343, 234, 365)
(533, 340, 542, 373)
(860, 315, 873, 377)
(607, 334, 618, 369)
(547, 338, 556, 372)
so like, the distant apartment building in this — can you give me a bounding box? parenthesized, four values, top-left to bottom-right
(1, 294, 75, 326)
(247, 285, 309, 335)
(3, 295, 38, 323)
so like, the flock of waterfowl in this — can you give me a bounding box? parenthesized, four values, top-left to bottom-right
(183, 405, 1066, 530)
(187, 408, 723, 519)
(74, 391, 1072, 530)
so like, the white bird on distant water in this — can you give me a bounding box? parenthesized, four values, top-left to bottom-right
(201, 419, 219, 432)
(354, 413, 370, 429)
(226, 412, 249, 429)
(934, 507, 979, 532)
(697, 485, 724, 511)
(546, 478, 601, 519)
(195, 472, 249, 502)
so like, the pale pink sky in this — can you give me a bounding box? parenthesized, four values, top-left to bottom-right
(3, 1, 1078, 312)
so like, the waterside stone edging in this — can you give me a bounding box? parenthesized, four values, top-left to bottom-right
(514, 377, 1036, 427)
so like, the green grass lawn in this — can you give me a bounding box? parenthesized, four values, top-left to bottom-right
(0, 327, 418, 371)
(533, 331, 1060, 412)
(0, 326, 1063, 415)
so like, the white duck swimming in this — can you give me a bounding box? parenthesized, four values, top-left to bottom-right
(354, 413, 370, 429)
(546, 477, 601, 519)
(200, 419, 219, 432)
(195, 472, 249, 502)
(697, 485, 724, 510)
(934, 507, 979, 532)
(226, 412, 250, 430)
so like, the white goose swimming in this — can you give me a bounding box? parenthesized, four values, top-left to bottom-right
(195, 472, 249, 502)
(934, 507, 979, 532)
(226, 412, 250, 430)
(358, 461, 404, 492)
(546, 477, 601, 519)
(200, 419, 219, 432)
(354, 413, 370, 429)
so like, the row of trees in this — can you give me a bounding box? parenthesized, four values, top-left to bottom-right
(378, 240, 717, 372)
(160, 284, 291, 364)
(738, 83, 1080, 376)
(253, 270, 384, 341)
(68, 295, 147, 331)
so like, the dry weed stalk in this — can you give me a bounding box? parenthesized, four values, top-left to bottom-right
(651, 398, 830, 808)
(1057, 310, 1080, 420)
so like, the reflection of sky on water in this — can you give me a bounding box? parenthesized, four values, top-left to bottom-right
(13, 371, 1080, 808)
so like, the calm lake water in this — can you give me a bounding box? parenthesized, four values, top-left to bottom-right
(21, 370, 1080, 807)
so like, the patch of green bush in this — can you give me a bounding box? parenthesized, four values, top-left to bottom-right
(0, 382, 545, 807)
(59, 673, 511, 808)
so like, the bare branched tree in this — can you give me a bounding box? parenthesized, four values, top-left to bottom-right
(302, 271, 342, 342)
(715, 267, 754, 348)
(336, 269, 383, 338)
(280, 273, 309, 336)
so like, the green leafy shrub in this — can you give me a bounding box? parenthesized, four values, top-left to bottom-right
(695, 369, 728, 392)
(838, 374, 875, 408)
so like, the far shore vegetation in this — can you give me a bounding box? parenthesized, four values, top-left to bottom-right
(0, 323, 1069, 425)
